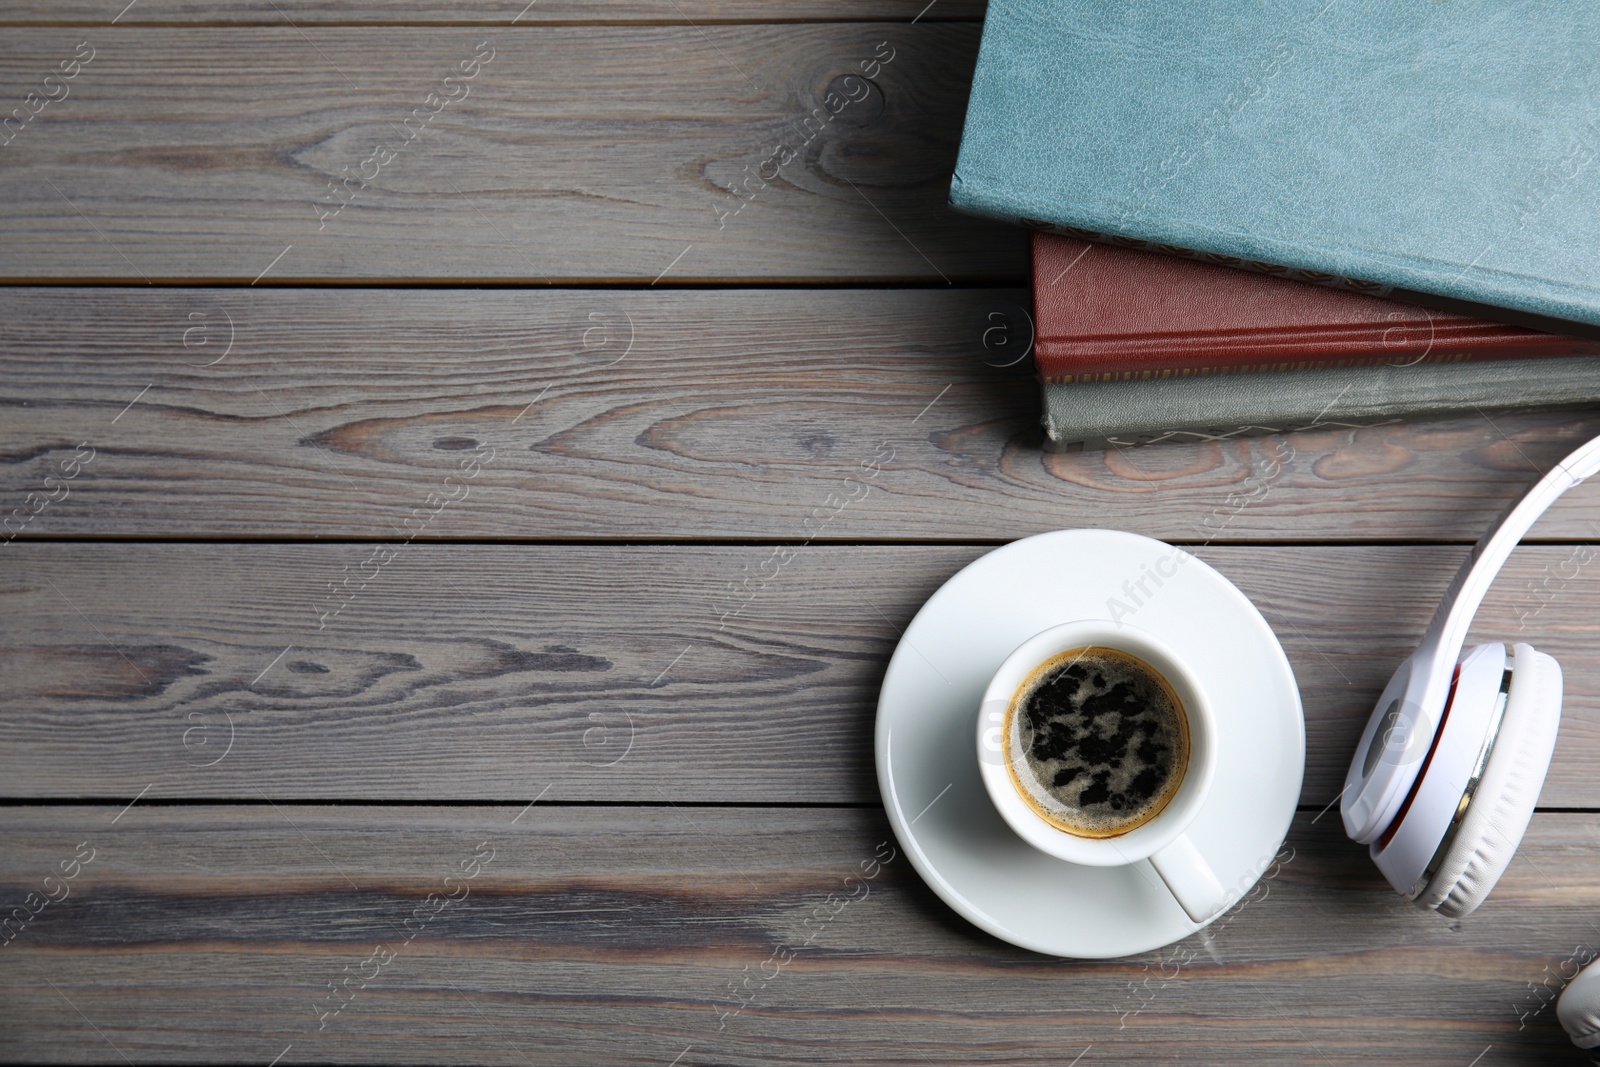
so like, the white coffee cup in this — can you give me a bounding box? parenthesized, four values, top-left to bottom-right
(976, 619, 1228, 923)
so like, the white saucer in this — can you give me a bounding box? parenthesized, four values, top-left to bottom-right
(875, 529, 1304, 958)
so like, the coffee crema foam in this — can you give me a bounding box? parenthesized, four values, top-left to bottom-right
(1004, 646, 1188, 838)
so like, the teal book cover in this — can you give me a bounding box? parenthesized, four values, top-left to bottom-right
(951, 0, 1600, 335)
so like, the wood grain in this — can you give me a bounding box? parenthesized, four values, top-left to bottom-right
(7, 287, 1600, 541)
(0, 0, 986, 23)
(0, 25, 1020, 282)
(6, 9, 1599, 1066)
(4, 543, 1600, 806)
(2, 806, 1596, 1064)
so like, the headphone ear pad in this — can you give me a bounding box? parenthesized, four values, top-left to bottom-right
(1414, 643, 1561, 918)
(1560, 958, 1600, 1049)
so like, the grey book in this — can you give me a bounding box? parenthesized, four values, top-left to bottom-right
(1041, 357, 1600, 451)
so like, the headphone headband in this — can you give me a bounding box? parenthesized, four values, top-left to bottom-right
(1421, 435, 1600, 675)
(1342, 434, 1600, 842)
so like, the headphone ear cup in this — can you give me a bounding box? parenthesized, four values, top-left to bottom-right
(1414, 643, 1561, 918)
(1560, 958, 1600, 1049)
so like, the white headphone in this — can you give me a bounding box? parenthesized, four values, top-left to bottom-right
(1341, 434, 1600, 1050)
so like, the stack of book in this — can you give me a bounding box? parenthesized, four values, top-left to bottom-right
(949, 0, 1600, 450)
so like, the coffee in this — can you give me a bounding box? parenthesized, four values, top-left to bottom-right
(1004, 645, 1189, 838)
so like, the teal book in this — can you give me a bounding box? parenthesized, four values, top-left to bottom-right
(951, 0, 1600, 337)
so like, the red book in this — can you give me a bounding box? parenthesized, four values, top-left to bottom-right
(1032, 233, 1600, 383)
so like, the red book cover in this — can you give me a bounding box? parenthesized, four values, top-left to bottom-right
(1032, 233, 1600, 383)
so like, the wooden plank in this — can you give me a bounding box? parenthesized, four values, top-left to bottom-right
(6, 287, 1600, 541)
(4, 543, 1600, 806)
(2, 806, 1595, 1063)
(0, 26, 1020, 282)
(0, 0, 987, 24)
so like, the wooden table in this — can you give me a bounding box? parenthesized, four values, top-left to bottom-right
(4, 4, 1600, 1063)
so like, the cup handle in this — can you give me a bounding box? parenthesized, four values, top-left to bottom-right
(1149, 833, 1228, 923)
